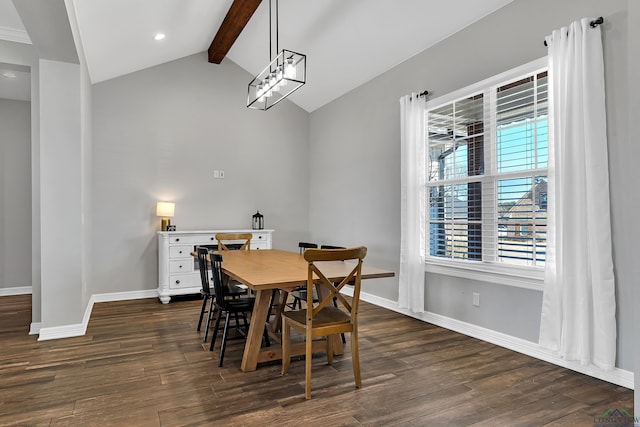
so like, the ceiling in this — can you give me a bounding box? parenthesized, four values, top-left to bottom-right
(1, 0, 514, 111)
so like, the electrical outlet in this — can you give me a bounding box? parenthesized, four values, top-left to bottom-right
(219, 170, 225, 179)
(472, 292, 480, 307)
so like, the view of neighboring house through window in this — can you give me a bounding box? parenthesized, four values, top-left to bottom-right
(425, 64, 548, 269)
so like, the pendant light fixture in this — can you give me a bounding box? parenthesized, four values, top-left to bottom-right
(247, 0, 306, 110)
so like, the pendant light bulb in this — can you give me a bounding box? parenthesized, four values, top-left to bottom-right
(257, 82, 265, 102)
(269, 71, 279, 92)
(284, 58, 296, 79)
(263, 78, 272, 97)
(276, 66, 286, 87)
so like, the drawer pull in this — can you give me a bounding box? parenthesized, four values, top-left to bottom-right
(175, 280, 181, 285)
(211, 237, 215, 240)
(259, 235, 263, 239)
(179, 265, 183, 269)
(176, 238, 180, 242)
(179, 250, 183, 254)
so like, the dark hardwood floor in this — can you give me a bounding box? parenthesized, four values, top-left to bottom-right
(0, 294, 633, 426)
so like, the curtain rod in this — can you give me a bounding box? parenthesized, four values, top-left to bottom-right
(543, 16, 603, 46)
(410, 90, 429, 101)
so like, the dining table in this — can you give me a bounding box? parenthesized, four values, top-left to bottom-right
(213, 248, 395, 372)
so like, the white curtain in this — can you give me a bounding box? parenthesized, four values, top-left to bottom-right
(538, 18, 617, 370)
(399, 94, 426, 313)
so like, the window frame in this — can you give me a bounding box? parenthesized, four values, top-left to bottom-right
(423, 57, 548, 290)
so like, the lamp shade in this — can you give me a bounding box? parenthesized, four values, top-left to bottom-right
(156, 202, 175, 218)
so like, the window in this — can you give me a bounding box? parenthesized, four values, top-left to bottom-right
(425, 58, 548, 280)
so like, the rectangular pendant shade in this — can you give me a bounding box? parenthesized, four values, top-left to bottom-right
(247, 49, 306, 110)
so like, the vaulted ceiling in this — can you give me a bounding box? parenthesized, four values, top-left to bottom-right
(1, 0, 514, 111)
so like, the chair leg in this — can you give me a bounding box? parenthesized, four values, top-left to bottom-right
(305, 328, 313, 399)
(281, 318, 291, 375)
(263, 326, 271, 347)
(351, 327, 362, 389)
(266, 289, 278, 319)
(332, 297, 346, 344)
(241, 312, 249, 335)
(233, 311, 241, 331)
(203, 296, 215, 342)
(326, 336, 334, 365)
(197, 295, 207, 332)
(218, 311, 232, 367)
(210, 309, 223, 352)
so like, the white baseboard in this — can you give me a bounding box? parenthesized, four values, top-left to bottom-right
(37, 289, 158, 341)
(38, 322, 86, 341)
(343, 288, 634, 390)
(0, 286, 32, 296)
(29, 322, 41, 335)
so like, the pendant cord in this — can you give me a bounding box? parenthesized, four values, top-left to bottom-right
(276, 0, 279, 55)
(268, 0, 272, 61)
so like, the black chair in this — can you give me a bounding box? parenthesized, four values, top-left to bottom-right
(196, 247, 246, 343)
(288, 242, 319, 310)
(299, 242, 318, 253)
(320, 245, 345, 250)
(209, 252, 270, 366)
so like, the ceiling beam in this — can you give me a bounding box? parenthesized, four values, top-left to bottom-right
(208, 0, 263, 64)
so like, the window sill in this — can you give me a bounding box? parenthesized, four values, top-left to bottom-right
(424, 258, 544, 291)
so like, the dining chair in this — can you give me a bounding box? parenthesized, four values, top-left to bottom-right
(208, 252, 265, 367)
(288, 242, 319, 310)
(320, 244, 345, 250)
(281, 246, 367, 399)
(320, 245, 348, 344)
(195, 247, 246, 342)
(215, 233, 252, 251)
(215, 233, 253, 295)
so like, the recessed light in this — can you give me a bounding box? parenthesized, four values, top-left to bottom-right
(2, 71, 17, 79)
(153, 33, 166, 41)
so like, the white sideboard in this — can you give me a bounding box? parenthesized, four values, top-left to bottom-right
(157, 229, 274, 303)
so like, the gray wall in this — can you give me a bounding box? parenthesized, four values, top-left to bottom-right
(91, 52, 310, 295)
(309, 0, 632, 370)
(39, 58, 84, 327)
(0, 98, 31, 290)
(0, 40, 41, 324)
(628, 0, 639, 412)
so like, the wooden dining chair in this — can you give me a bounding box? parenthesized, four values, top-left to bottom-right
(281, 246, 367, 399)
(215, 233, 252, 297)
(215, 233, 252, 251)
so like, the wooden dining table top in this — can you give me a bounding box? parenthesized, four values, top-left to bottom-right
(215, 249, 395, 290)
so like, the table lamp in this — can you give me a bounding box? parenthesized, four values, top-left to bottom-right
(156, 202, 175, 231)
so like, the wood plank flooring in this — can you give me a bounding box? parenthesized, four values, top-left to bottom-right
(0, 294, 633, 426)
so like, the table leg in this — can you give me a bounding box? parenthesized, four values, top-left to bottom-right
(241, 289, 271, 372)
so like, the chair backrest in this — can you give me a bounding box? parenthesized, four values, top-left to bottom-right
(209, 252, 231, 309)
(298, 242, 318, 254)
(216, 233, 252, 251)
(303, 246, 367, 322)
(196, 246, 211, 294)
(320, 245, 345, 250)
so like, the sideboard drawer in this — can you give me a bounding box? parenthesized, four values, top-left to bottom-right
(169, 260, 193, 274)
(252, 233, 269, 242)
(169, 274, 199, 289)
(170, 235, 217, 245)
(169, 245, 192, 258)
(252, 242, 269, 250)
